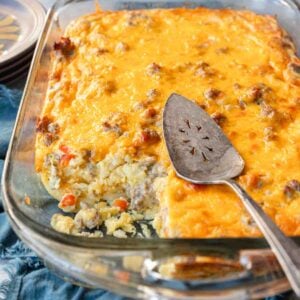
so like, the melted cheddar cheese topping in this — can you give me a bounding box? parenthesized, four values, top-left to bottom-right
(36, 8, 300, 238)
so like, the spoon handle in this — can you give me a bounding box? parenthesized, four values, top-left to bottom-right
(225, 179, 300, 296)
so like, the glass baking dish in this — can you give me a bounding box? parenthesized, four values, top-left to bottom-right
(2, 0, 300, 298)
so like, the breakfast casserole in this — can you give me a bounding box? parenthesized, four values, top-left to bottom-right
(35, 7, 300, 238)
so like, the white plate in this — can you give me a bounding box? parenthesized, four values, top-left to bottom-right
(0, 0, 45, 67)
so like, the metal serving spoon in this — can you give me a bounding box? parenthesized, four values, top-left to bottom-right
(163, 93, 300, 296)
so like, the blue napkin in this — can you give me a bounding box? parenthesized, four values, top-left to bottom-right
(0, 84, 294, 299)
(0, 85, 22, 159)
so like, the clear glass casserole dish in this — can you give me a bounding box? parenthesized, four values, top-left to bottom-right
(2, 0, 300, 298)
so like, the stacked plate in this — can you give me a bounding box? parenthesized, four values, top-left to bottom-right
(0, 0, 45, 84)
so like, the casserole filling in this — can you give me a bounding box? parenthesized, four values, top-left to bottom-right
(35, 8, 300, 238)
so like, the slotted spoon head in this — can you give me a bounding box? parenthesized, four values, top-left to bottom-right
(163, 93, 245, 183)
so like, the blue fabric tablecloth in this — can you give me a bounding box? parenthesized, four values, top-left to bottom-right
(0, 84, 295, 299)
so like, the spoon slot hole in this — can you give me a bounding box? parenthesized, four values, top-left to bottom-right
(205, 146, 213, 152)
(185, 119, 191, 128)
(190, 147, 195, 155)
